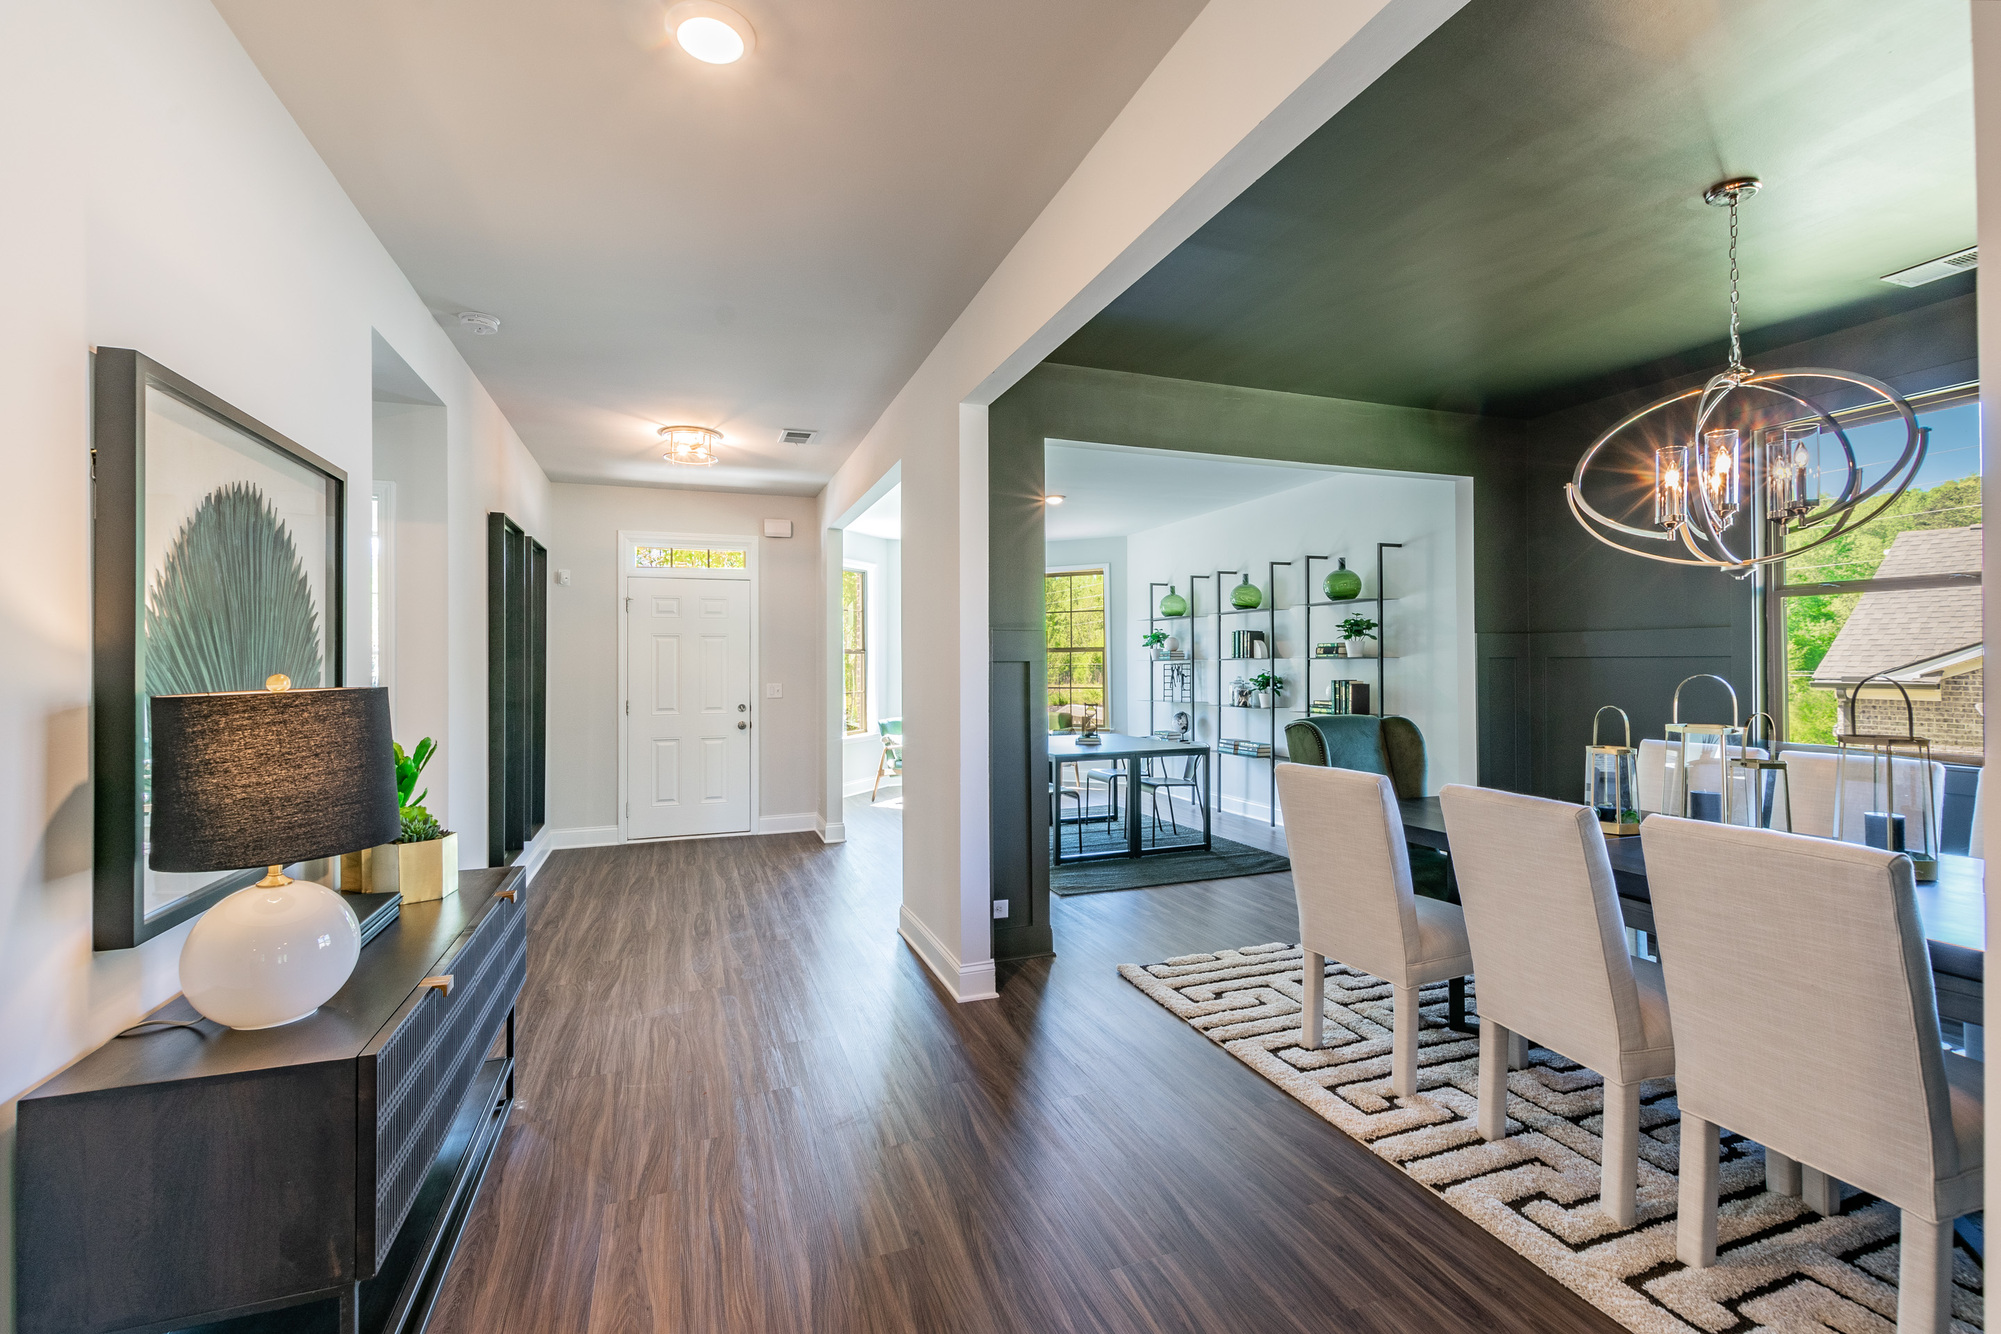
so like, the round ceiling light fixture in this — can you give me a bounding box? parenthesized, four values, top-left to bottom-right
(665, 2, 755, 63)
(660, 424, 723, 466)
(1044, 494, 1065, 505)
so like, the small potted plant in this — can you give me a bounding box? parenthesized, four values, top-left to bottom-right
(363, 737, 459, 902)
(1249, 670, 1284, 707)
(1141, 629, 1167, 658)
(1337, 613, 1379, 658)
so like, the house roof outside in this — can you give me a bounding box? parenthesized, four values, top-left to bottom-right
(1810, 526, 1982, 689)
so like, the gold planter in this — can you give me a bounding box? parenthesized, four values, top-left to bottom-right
(353, 832, 459, 903)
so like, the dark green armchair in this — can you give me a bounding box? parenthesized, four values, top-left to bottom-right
(1282, 715, 1454, 902)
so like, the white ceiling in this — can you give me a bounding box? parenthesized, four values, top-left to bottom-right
(216, 0, 1206, 495)
(847, 483, 901, 540)
(1043, 442, 1329, 541)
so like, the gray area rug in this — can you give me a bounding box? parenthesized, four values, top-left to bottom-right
(1121, 944, 1984, 1333)
(1050, 834, 1289, 894)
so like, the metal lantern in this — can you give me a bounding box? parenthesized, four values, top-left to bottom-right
(1833, 673, 1939, 882)
(1586, 706, 1641, 836)
(1726, 711, 1792, 832)
(1666, 674, 1748, 822)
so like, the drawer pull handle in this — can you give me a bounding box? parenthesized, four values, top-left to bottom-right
(494, 887, 518, 902)
(421, 974, 454, 998)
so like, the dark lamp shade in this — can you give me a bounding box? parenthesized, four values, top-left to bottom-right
(150, 687, 400, 872)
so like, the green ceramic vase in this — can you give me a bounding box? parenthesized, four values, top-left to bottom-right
(1158, 585, 1188, 618)
(1230, 576, 1262, 610)
(1323, 557, 1362, 601)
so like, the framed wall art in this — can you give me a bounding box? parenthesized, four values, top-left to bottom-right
(92, 348, 346, 949)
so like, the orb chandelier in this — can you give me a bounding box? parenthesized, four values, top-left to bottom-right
(660, 424, 722, 467)
(1565, 178, 1925, 573)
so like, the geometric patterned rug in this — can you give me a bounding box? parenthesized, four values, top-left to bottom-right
(1120, 944, 1984, 1333)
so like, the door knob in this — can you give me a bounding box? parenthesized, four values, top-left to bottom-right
(738, 720, 748, 730)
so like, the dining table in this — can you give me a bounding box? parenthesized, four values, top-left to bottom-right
(1398, 796, 1986, 1026)
(1048, 732, 1212, 864)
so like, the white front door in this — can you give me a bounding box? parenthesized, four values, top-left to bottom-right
(625, 575, 752, 838)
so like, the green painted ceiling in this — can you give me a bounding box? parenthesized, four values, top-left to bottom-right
(1048, 0, 1975, 419)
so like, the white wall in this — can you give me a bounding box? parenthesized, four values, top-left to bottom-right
(816, 0, 1467, 1002)
(545, 483, 822, 838)
(1045, 536, 1127, 734)
(0, 2, 551, 1314)
(841, 532, 903, 796)
(373, 400, 451, 808)
(1123, 470, 1473, 820)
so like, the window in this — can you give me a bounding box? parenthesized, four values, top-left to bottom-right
(634, 544, 746, 569)
(1046, 568, 1107, 732)
(843, 568, 868, 735)
(1771, 390, 1983, 762)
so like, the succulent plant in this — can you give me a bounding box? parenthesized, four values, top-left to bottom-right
(397, 809, 449, 844)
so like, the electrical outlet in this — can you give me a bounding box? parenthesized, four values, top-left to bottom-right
(765, 683, 782, 698)
(992, 899, 1009, 920)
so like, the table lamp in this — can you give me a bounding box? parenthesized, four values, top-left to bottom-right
(150, 678, 400, 1030)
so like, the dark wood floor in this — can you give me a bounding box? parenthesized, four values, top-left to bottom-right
(429, 796, 1622, 1334)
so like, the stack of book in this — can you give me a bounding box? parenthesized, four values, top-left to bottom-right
(1217, 738, 1274, 757)
(1229, 629, 1269, 659)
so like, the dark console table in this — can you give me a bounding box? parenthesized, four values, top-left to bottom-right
(16, 866, 528, 1334)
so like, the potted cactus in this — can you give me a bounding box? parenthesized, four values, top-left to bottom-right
(356, 737, 459, 902)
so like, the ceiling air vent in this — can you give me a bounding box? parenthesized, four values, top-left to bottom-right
(1880, 247, 1977, 288)
(778, 428, 818, 446)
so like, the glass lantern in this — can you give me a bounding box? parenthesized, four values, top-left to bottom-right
(1586, 706, 1640, 836)
(1654, 444, 1691, 530)
(1726, 711, 1792, 832)
(1698, 428, 1741, 529)
(1833, 673, 1938, 881)
(1666, 674, 1748, 822)
(1764, 425, 1818, 522)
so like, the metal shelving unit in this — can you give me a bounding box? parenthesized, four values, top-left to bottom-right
(1214, 561, 1291, 824)
(1145, 581, 1196, 738)
(1302, 542, 1402, 718)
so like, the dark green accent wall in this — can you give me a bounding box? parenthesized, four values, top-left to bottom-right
(1520, 292, 1977, 800)
(988, 364, 1529, 961)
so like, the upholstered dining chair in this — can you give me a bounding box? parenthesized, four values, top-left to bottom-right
(1642, 816, 1980, 1334)
(1438, 784, 1675, 1228)
(1282, 715, 1451, 902)
(1275, 763, 1471, 1100)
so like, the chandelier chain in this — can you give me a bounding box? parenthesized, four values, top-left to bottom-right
(1726, 195, 1743, 373)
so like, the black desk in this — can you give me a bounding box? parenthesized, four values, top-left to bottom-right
(1399, 797, 1986, 1024)
(1049, 733, 1211, 863)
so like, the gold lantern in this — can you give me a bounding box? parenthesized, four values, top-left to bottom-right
(1586, 706, 1641, 836)
(1666, 674, 1748, 822)
(1726, 711, 1792, 832)
(1833, 673, 1938, 882)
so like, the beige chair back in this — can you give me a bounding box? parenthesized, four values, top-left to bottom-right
(1276, 763, 1418, 984)
(1640, 816, 1962, 1208)
(1779, 748, 1943, 847)
(1438, 785, 1648, 1073)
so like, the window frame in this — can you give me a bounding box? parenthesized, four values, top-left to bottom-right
(1761, 382, 1982, 756)
(1045, 564, 1112, 734)
(842, 565, 870, 736)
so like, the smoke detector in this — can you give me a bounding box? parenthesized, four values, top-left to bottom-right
(777, 428, 818, 446)
(457, 312, 502, 335)
(1881, 247, 1976, 288)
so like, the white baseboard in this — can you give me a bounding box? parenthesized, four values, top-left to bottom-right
(516, 826, 553, 880)
(544, 824, 620, 850)
(818, 815, 847, 844)
(1218, 793, 1280, 825)
(897, 905, 999, 1002)
(757, 812, 819, 835)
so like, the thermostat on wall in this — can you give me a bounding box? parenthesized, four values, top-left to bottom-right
(763, 518, 793, 538)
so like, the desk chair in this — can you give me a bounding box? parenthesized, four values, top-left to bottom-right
(872, 718, 903, 801)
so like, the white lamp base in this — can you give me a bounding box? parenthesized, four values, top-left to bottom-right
(180, 874, 362, 1030)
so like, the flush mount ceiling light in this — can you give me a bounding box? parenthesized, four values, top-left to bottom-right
(457, 312, 501, 336)
(660, 424, 723, 466)
(1565, 178, 1924, 575)
(665, 2, 755, 63)
(1044, 494, 1065, 505)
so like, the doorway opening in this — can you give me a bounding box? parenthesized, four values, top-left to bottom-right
(841, 485, 904, 809)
